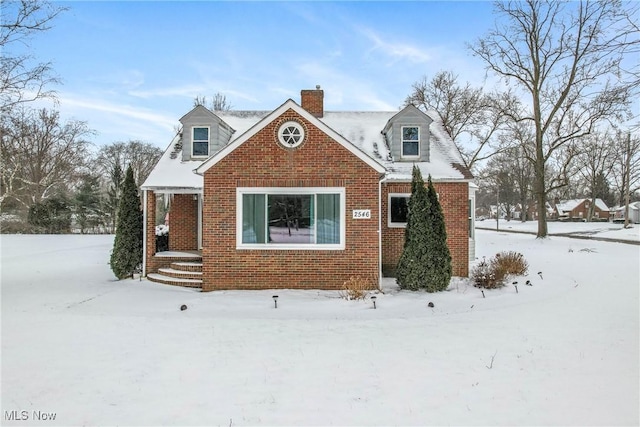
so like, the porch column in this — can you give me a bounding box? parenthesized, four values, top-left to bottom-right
(144, 190, 157, 276)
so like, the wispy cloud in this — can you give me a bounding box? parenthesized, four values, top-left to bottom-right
(358, 26, 432, 65)
(128, 84, 206, 100)
(295, 61, 396, 111)
(42, 92, 179, 147)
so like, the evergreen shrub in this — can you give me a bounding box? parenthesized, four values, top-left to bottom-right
(110, 165, 143, 279)
(396, 167, 452, 292)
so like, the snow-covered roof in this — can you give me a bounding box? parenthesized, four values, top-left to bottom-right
(141, 133, 203, 192)
(196, 100, 386, 175)
(556, 198, 610, 213)
(611, 201, 640, 212)
(142, 104, 472, 191)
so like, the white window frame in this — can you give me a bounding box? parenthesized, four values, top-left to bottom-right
(236, 187, 346, 250)
(388, 193, 411, 228)
(401, 126, 420, 159)
(468, 197, 475, 240)
(192, 126, 210, 158)
(277, 121, 305, 148)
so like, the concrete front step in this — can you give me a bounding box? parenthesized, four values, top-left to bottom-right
(158, 267, 202, 280)
(147, 273, 203, 288)
(170, 261, 203, 272)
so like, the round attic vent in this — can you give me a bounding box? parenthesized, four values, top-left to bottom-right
(277, 121, 305, 148)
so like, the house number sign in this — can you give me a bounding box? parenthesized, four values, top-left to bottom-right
(352, 209, 371, 219)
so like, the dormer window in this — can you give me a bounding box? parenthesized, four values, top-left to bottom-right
(402, 126, 420, 158)
(192, 126, 210, 157)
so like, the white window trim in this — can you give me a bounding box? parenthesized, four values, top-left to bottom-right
(401, 125, 420, 159)
(277, 121, 305, 148)
(236, 187, 346, 250)
(388, 193, 411, 228)
(192, 125, 210, 158)
(468, 197, 475, 240)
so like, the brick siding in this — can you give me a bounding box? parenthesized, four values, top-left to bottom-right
(202, 109, 380, 291)
(168, 194, 198, 251)
(381, 181, 469, 277)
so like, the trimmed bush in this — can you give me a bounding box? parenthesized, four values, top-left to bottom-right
(339, 276, 373, 300)
(472, 251, 529, 289)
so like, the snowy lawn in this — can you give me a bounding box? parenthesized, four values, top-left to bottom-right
(477, 219, 640, 242)
(1, 231, 638, 426)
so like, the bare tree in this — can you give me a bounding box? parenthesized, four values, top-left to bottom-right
(405, 70, 517, 171)
(94, 141, 162, 232)
(471, 0, 639, 237)
(0, 107, 93, 210)
(95, 140, 163, 191)
(0, 0, 68, 111)
(193, 92, 233, 111)
(610, 130, 640, 204)
(572, 131, 615, 220)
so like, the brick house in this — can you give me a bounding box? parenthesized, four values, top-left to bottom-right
(141, 87, 475, 291)
(554, 198, 611, 221)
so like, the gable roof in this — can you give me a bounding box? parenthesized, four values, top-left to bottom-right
(195, 99, 386, 175)
(556, 198, 610, 213)
(143, 102, 474, 191)
(179, 104, 220, 123)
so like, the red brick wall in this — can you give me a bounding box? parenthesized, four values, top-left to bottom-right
(144, 190, 158, 273)
(300, 89, 324, 118)
(169, 194, 198, 251)
(381, 181, 469, 277)
(202, 109, 380, 291)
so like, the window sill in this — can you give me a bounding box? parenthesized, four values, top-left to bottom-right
(237, 244, 345, 251)
(388, 223, 407, 228)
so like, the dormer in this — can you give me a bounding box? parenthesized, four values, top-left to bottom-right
(179, 105, 234, 161)
(382, 105, 432, 162)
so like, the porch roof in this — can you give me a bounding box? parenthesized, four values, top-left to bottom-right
(141, 133, 204, 192)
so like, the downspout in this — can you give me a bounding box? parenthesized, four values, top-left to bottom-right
(378, 177, 383, 290)
(142, 189, 148, 277)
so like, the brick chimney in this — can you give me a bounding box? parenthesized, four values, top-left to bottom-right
(301, 85, 324, 118)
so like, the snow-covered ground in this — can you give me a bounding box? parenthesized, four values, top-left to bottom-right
(1, 230, 638, 426)
(477, 219, 640, 242)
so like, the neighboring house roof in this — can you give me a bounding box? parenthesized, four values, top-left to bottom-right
(556, 198, 609, 213)
(612, 201, 640, 212)
(142, 101, 472, 191)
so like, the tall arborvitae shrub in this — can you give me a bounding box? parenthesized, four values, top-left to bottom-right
(110, 165, 143, 279)
(396, 166, 452, 292)
(424, 174, 452, 290)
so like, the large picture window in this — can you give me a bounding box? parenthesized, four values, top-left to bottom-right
(237, 188, 345, 249)
(402, 126, 420, 158)
(389, 193, 411, 227)
(192, 126, 210, 157)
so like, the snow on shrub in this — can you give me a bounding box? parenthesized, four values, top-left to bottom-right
(472, 251, 529, 289)
(155, 224, 169, 236)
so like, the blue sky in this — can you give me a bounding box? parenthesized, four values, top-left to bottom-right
(25, 1, 497, 148)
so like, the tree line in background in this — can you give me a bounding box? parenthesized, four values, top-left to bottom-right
(405, 1, 640, 235)
(0, 1, 162, 234)
(0, 107, 162, 233)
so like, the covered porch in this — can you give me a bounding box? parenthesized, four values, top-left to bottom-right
(142, 188, 203, 287)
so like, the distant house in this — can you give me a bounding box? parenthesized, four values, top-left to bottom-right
(611, 201, 640, 224)
(554, 198, 610, 221)
(140, 87, 476, 291)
